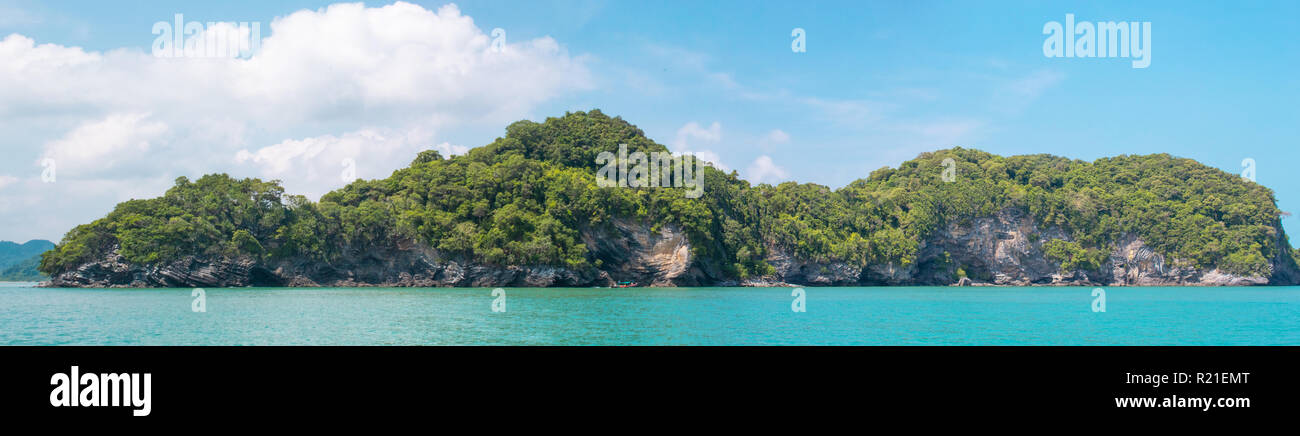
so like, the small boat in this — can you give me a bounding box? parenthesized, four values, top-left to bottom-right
(612, 281, 637, 288)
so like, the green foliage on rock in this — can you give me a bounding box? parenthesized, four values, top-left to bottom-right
(1043, 239, 1108, 272)
(39, 111, 1292, 280)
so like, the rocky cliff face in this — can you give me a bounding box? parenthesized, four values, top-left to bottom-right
(781, 208, 1297, 287)
(45, 208, 1300, 288)
(580, 218, 715, 286)
(914, 208, 1073, 285)
(759, 207, 1299, 287)
(761, 250, 861, 286)
(47, 219, 708, 288)
(1104, 233, 1300, 286)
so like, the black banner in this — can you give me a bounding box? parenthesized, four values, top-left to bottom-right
(0, 346, 1293, 424)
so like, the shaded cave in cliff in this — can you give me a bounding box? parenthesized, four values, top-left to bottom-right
(248, 267, 284, 287)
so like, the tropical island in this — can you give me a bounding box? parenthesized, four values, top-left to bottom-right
(38, 110, 1300, 288)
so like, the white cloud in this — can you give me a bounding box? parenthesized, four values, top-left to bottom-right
(228, 2, 591, 126)
(431, 142, 469, 157)
(2, 1, 591, 167)
(0, 2, 592, 241)
(745, 155, 789, 185)
(671, 121, 727, 171)
(753, 129, 792, 153)
(234, 129, 475, 200)
(763, 129, 790, 145)
(690, 150, 728, 172)
(672, 121, 721, 150)
(236, 127, 436, 199)
(0, 3, 590, 125)
(39, 113, 168, 177)
(0, 176, 173, 243)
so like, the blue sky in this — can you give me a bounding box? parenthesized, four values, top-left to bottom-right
(1, 0, 1297, 244)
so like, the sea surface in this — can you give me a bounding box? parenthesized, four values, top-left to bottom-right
(1, 282, 1297, 345)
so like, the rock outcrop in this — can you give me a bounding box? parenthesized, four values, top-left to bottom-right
(46, 208, 1300, 288)
(764, 249, 862, 286)
(907, 208, 1298, 287)
(762, 207, 1299, 287)
(581, 218, 714, 286)
(47, 219, 708, 288)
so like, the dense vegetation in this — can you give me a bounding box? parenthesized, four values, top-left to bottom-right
(39, 110, 1295, 279)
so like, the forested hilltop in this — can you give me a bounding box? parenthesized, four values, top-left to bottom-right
(40, 110, 1300, 287)
(0, 240, 54, 281)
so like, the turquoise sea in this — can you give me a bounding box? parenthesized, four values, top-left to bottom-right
(1, 282, 1297, 345)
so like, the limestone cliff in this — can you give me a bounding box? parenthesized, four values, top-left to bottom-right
(760, 208, 1300, 287)
(45, 209, 1300, 288)
(47, 219, 707, 288)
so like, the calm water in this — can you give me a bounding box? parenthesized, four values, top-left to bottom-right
(1, 282, 1297, 345)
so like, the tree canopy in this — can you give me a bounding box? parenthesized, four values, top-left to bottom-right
(40, 110, 1295, 279)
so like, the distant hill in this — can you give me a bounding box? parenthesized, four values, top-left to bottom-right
(0, 255, 46, 281)
(0, 240, 54, 282)
(0, 240, 54, 269)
